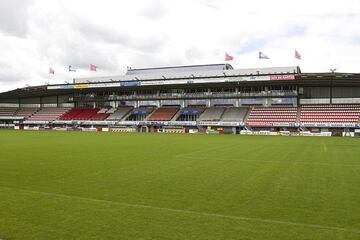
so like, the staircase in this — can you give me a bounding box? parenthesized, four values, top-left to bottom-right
(218, 107, 227, 121)
(170, 109, 183, 121)
(243, 106, 252, 125)
(296, 106, 302, 124)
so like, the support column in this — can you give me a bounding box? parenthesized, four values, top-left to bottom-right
(181, 100, 185, 108)
(296, 86, 300, 107)
(330, 86, 333, 104)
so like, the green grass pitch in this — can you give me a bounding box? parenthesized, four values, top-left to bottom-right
(0, 130, 359, 240)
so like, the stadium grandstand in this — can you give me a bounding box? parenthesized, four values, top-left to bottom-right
(0, 63, 360, 136)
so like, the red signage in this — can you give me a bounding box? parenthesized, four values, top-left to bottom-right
(270, 75, 295, 80)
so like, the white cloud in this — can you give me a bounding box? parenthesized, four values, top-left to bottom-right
(0, 0, 33, 38)
(0, 0, 359, 92)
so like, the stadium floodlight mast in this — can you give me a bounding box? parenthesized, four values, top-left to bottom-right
(330, 68, 337, 73)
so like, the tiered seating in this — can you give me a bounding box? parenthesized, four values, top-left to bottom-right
(60, 108, 99, 120)
(300, 104, 360, 125)
(176, 107, 205, 121)
(0, 107, 18, 117)
(148, 107, 180, 121)
(221, 107, 249, 122)
(73, 108, 99, 120)
(126, 107, 156, 121)
(107, 106, 133, 121)
(89, 108, 110, 121)
(198, 107, 226, 121)
(106, 108, 116, 114)
(247, 105, 297, 126)
(97, 108, 109, 114)
(15, 108, 38, 118)
(89, 113, 109, 121)
(60, 108, 81, 120)
(27, 108, 71, 121)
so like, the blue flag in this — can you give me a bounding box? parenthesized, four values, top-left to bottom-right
(259, 51, 269, 59)
(69, 65, 76, 72)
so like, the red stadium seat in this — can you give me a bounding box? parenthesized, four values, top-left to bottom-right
(247, 105, 297, 126)
(148, 107, 180, 121)
(299, 104, 360, 125)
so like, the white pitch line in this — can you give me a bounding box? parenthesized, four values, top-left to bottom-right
(0, 186, 359, 234)
(173, 143, 241, 159)
(322, 141, 328, 153)
(179, 155, 360, 167)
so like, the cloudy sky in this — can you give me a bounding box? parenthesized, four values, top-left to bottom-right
(0, 0, 359, 92)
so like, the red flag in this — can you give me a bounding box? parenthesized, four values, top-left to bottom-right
(90, 64, 97, 71)
(225, 53, 234, 61)
(49, 68, 55, 74)
(295, 50, 301, 60)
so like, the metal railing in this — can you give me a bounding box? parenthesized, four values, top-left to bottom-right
(72, 91, 298, 102)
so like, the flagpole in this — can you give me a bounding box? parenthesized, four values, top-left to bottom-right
(225, 53, 227, 70)
(293, 49, 296, 69)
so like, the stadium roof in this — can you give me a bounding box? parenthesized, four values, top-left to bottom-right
(125, 63, 233, 75)
(0, 85, 72, 99)
(1, 67, 360, 100)
(74, 66, 300, 84)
